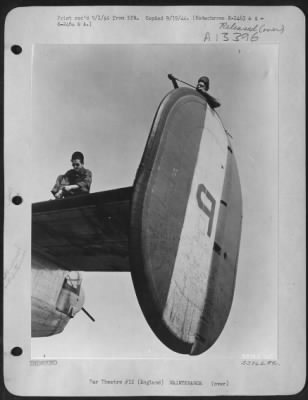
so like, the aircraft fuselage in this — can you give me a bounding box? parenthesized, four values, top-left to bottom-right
(31, 252, 85, 337)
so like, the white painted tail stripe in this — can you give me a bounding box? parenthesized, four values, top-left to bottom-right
(163, 108, 228, 342)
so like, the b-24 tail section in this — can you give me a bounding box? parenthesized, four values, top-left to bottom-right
(32, 87, 242, 355)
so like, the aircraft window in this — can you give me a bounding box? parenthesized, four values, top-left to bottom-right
(63, 273, 81, 295)
(56, 273, 82, 316)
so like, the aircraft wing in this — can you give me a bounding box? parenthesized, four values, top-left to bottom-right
(32, 187, 132, 271)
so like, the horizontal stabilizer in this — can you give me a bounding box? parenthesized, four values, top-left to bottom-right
(32, 187, 132, 271)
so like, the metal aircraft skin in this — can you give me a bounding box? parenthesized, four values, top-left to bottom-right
(32, 84, 242, 355)
(32, 252, 85, 337)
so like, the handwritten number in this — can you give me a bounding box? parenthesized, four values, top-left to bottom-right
(251, 32, 259, 41)
(221, 32, 229, 42)
(215, 32, 259, 42)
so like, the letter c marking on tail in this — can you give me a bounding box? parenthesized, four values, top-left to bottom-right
(196, 184, 216, 237)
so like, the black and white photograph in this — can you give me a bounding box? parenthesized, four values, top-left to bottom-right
(30, 43, 278, 359)
(3, 5, 305, 397)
